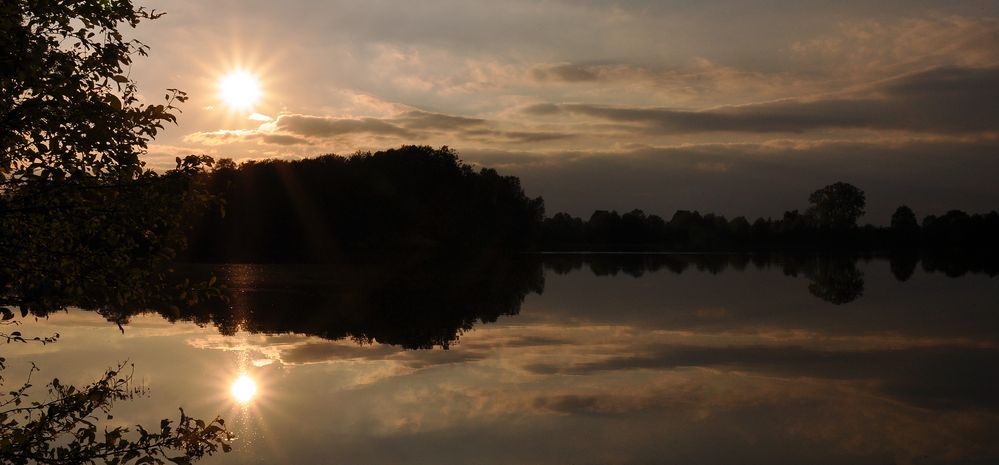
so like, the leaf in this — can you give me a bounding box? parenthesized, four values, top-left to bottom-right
(123, 450, 140, 463)
(112, 75, 129, 83)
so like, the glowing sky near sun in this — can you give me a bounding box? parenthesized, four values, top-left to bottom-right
(218, 70, 262, 112)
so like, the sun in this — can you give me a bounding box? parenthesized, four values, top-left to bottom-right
(218, 70, 261, 111)
(230, 373, 258, 404)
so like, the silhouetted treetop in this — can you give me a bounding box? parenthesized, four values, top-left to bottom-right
(187, 146, 544, 261)
(807, 182, 866, 230)
(891, 206, 920, 232)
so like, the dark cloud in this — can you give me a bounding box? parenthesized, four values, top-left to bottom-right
(399, 350, 486, 369)
(393, 110, 487, 131)
(280, 340, 485, 369)
(258, 133, 312, 146)
(461, 129, 576, 144)
(527, 344, 999, 410)
(521, 103, 562, 115)
(533, 64, 602, 82)
(182, 130, 312, 146)
(500, 131, 575, 143)
(274, 114, 414, 138)
(530, 389, 726, 416)
(525, 66, 999, 135)
(530, 394, 664, 415)
(185, 108, 573, 148)
(503, 335, 569, 348)
(281, 342, 399, 364)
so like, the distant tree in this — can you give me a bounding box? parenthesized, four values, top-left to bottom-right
(646, 214, 667, 243)
(543, 212, 586, 247)
(621, 209, 650, 244)
(806, 182, 866, 229)
(777, 209, 810, 237)
(667, 210, 702, 247)
(585, 210, 622, 244)
(890, 206, 920, 233)
(729, 216, 751, 237)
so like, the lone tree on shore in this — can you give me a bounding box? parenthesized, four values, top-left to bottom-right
(807, 182, 866, 230)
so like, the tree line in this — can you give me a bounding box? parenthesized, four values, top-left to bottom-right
(183, 154, 998, 259)
(542, 182, 999, 254)
(184, 146, 544, 262)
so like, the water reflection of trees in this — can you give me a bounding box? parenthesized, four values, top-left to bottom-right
(802, 257, 865, 305)
(544, 253, 995, 305)
(115, 253, 998, 348)
(159, 254, 545, 349)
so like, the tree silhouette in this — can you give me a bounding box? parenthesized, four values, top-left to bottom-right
(890, 252, 919, 281)
(1, 1, 187, 183)
(1, 2, 228, 463)
(799, 257, 865, 304)
(806, 182, 866, 230)
(1, 0, 217, 314)
(891, 206, 920, 232)
(186, 146, 544, 261)
(146, 254, 545, 350)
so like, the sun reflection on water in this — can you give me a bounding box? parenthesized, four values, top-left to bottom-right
(230, 373, 258, 404)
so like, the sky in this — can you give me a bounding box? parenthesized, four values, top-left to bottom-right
(131, 0, 999, 221)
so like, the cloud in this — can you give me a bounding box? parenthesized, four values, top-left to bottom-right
(791, 16, 999, 77)
(280, 341, 400, 364)
(526, 343, 999, 410)
(530, 59, 817, 105)
(276, 339, 488, 369)
(522, 65, 999, 136)
(184, 115, 415, 148)
(184, 107, 576, 149)
(533, 63, 602, 82)
(393, 110, 487, 130)
(270, 114, 414, 138)
(184, 129, 312, 146)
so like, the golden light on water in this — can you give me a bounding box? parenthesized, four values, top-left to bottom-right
(230, 373, 258, 403)
(218, 70, 261, 111)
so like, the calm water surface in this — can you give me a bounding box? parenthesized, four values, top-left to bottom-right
(7, 255, 999, 465)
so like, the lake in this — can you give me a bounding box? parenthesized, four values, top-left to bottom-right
(6, 254, 999, 465)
